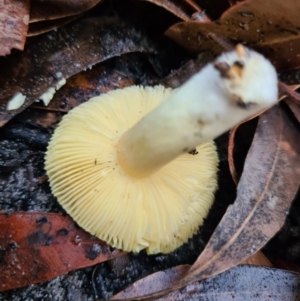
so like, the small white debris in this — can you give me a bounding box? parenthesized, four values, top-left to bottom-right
(250, 244, 256, 253)
(38, 87, 56, 106)
(37, 78, 66, 106)
(55, 78, 66, 90)
(55, 71, 62, 78)
(23, 15, 29, 25)
(6, 93, 26, 110)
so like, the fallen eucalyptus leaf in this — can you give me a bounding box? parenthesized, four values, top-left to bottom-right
(0, 212, 124, 291)
(0, 0, 30, 55)
(140, 0, 191, 21)
(0, 16, 158, 127)
(183, 105, 300, 285)
(31, 58, 136, 113)
(27, 14, 82, 37)
(113, 251, 272, 300)
(228, 85, 300, 185)
(111, 265, 190, 300)
(166, 0, 300, 70)
(30, 0, 102, 22)
(112, 265, 300, 300)
(141, 0, 230, 21)
(241, 251, 272, 267)
(227, 119, 258, 185)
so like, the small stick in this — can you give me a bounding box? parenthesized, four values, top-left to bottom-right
(208, 33, 235, 51)
(278, 81, 300, 102)
(183, 0, 211, 22)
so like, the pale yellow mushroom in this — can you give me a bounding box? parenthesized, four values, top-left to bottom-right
(45, 45, 278, 254)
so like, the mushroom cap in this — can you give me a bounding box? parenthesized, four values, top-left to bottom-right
(45, 85, 218, 254)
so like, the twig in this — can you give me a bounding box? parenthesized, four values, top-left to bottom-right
(278, 81, 300, 102)
(208, 33, 235, 51)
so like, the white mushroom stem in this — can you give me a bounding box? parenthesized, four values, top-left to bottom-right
(117, 45, 278, 178)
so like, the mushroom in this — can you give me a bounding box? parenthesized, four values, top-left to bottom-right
(45, 45, 278, 254)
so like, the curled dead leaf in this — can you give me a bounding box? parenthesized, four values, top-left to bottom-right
(228, 84, 300, 185)
(30, 0, 102, 22)
(112, 265, 190, 300)
(112, 265, 300, 300)
(166, 0, 300, 70)
(27, 15, 82, 37)
(31, 61, 136, 113)
(228, 125, 241, 185)
(0, 212, 124, 292)
(184, 105, 300, 285)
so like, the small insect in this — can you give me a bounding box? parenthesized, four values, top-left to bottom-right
(188, 149, 199, 155)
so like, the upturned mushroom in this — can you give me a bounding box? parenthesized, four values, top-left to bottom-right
(45, 45, 278, 254)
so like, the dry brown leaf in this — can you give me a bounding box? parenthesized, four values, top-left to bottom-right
(181, 105, 300, 285)
(0, 0, 30, 56)
(0, 212, 124, 291)
(228, 84, 300, 185)
(112, 265, 190, 300)
(140, 0, 192, 21)
(227, 118, 258, 185)
(112, 265, 300, 300)
(139, 0, 230, 22)
(0, 17, 158, 127)
(31, 63, 135, 113)
(166, 0, 300, 70)
(241, 251, 272, 267)
(228, 125, 240, 185)
(27, 14, 82, 37)
(183, 0, 201, 11)
(30, 0, 102, 22)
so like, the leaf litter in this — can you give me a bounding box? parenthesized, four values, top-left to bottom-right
(27, 14, 83, 37)
(31, 52, 160, 114)
(166, 0, 300, 70)
(111, 105, 300, 300)
(0, 16, 159, 127)
(29, 0, 102, 22)
(112, 265, 300, 300)
(0, 212, 124, 291)
(228, 85, 300, 185)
